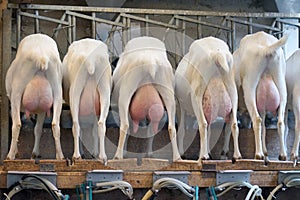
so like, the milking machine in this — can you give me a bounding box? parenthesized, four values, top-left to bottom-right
(267, 171, 300, 200)
(141, 177, 196, 200)
(76, 170, 134, 200)
(3, 174, 69, 200)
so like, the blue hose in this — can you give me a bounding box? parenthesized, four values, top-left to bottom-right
(194, 186, 199, 200)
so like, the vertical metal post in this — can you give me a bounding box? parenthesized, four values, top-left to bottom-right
(122, 15, 127, 50)
(34, 10, 39, 33)
(197, 16, 202, 39)
(72, 15, 76, 42)
(182, 20, 186, 56)
(248, 17, 252, 34)
(68, 14, 72, 44)
(175, 18, 180, 65)
(145, 15, 149, 36)
(92, 12, 96, 39)
(16, 9, 21, 47)
(1, 8, 11, 162)
(127, 17, 131, 42)
(227, 18, 232, 52)
(231, 20, 236, 52)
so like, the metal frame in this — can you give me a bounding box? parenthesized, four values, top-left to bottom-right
(1, 3, 300, 162)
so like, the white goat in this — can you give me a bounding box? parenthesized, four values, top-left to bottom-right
(62, 38, 111, 164)
(112, 36, 181, 161)
(175, 36, 241, 161)
(232, 31, 288, 160)
(286, 49, 300, 163)
(6, 33, 64, 160)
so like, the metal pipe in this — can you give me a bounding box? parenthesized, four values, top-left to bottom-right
(17, 9, 21, 47)
(9, 3, 300, 18)
(35, 10, 39, 33)
(92, 12, 96, 39)
(248, 17, 252, 34)
(72, 15, 76, 41)
(68, 14, 72, 44)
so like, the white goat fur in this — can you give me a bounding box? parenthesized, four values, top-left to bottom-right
(231, 31, 287, 160)
(62, 38, 111, 164)
(112, 36, 181, 161)
(6, 33, 64, 160)
(285, 49, 300, 162)
(175, 36, 241, 161)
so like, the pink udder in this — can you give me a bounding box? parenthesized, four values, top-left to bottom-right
(129, 84, 164, 134)
(79, 79, 100, 116)
(202, 78, 232, 124)
(256, 75, 280, 114)
(22, 72, 53, 117)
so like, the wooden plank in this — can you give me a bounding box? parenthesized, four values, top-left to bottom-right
(1, 8, 11, 163)
(3, 160, 39, 171)
(123, 171, 153, 188)
(202, 159, 300, 171)
(57, 172, 86, 188)
(39, 159, 113, 172)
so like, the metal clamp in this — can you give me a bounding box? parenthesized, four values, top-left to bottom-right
(7, 171, 57, 188)
(216, 170, 252, 185)
(86, 170, 123, 186)
(278, 170, 300, 184)
(153, 171, 191, 184)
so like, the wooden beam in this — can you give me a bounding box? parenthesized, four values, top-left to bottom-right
(1, 159, 299, 188)
(1, 7, 11, 163)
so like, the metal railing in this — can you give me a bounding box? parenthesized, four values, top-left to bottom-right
(7, 3, 300, 62)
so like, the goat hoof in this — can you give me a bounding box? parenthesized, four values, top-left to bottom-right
(255, 154, 264, 160)
(221, 150, 229, 157)
(31, 153, 41, 159)
(278, 155, 287, 161)
(264, 156, 270, 166)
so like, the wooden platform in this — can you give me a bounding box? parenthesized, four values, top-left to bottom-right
(1, 158, 299, 189)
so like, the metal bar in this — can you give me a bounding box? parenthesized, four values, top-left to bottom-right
(197, 16, 202, 38)
(227, 17, 281, 32)
(9, 3, 300, 18)
(127, 17, 131, 42)
(68, 14, 72, 44)
(16, 9, 21, 47)
(145, 15, 149, 36)
(19, 11, 69, 25)
(72, 15, 76, 41)
(175, 18, 180, 64)
(120, 13, 178, 29)
(91, 12, 96, 39)
(269, 18, 278, 34)
(227, 17, 232, 52)
(214, 16, 227, 37)
(66, 11, 124, 27)
(248, 17, 252, 34)
(231, 20, 236, 51)
(53, 12, 67, 38)
(1, 9, 11, 163)
(122, 15, 127, 50)
(35, 10, 39, 33)
(276, 18, 300, 27)
(174, 15, 231, 31)
(182, 20, 186, 56)
(162, 17, 175, 42)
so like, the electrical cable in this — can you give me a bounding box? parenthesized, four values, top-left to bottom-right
(3, 174, 69, 200)
(267, 174, 300, 200)
(93, 180, 134, 199)
(141, 177, 195, 200)
(213, 181, 264, 200)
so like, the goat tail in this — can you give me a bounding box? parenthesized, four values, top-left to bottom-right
(35, 57, 49, 71)
(264, 35, 288, 56)
(214, 51, 230, 73)
(78, 55, 95, 75)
